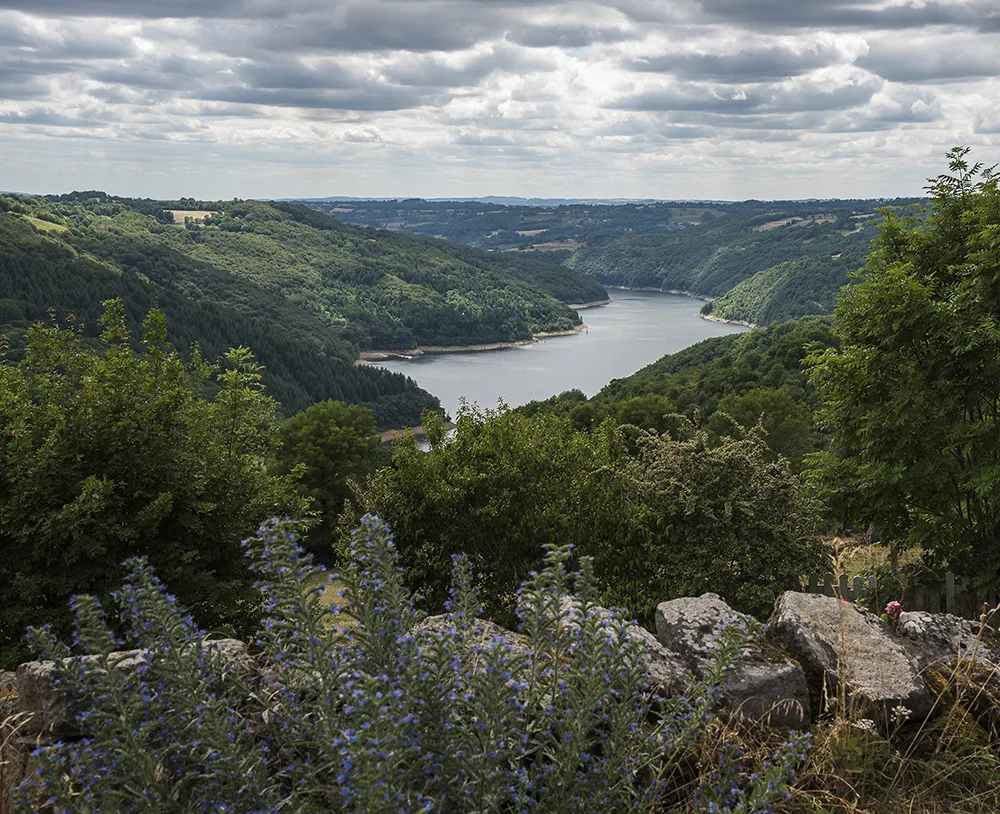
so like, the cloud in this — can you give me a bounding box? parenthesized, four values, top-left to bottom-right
(0, 0, 997, 200)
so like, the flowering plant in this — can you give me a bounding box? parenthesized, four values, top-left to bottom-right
(883, 600, 903, 624)
(17, 516, 809, 813)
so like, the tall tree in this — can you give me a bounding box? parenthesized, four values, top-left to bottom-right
(272, 399, 381, 559)
(0, 301, 307, 666)
(808, 148, 1000, 581)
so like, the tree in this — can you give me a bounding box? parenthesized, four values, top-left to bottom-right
(345, 404, 822, 623)
(272, 399, 381, 559)
(0, 301, 307, 667)
(343, 405, 638, 623)
(808, 148, 1000, 582)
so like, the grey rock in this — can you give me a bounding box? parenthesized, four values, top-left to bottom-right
(520, 597, 689, 696)
(726, 662, 810, 728)
(15, 639, 251, 740)
(896, 611, 1000, 671)
(767, 591, 933, 721)
(417, 615, 532, 667)
(655, 593, 749, 671)
(657, 593, 810, 726)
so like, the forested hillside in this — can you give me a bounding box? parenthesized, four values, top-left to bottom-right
(0, 192, 605, 424)
(0, 207, 438, 427)
(301, 196, 919, 327)
(521, 317, 838, 469)
(564, 211, 877, 298)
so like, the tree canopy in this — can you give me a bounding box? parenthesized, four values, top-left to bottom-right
(808, 148, 1000, 583)
(0, 302, 308, 666)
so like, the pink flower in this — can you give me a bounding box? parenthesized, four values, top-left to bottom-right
(885, 600, 902, 620)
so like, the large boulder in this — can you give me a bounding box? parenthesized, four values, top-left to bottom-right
(767, 592, 934, 722)
(417, 615, 532, 668)
(656, 593, 810, 727)
(655, 593, 747, 671)
(896, 611, 1000, 672)
(515, 597, 689, 696)
(15, 639, 251, 740)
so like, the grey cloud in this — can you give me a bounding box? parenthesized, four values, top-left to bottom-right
(696, 0, 993, 31)
(614, 77, 877, 116)
(198, 85, 433, 111)
(629, 41, 851, 83)
(506, 22, 632, 48)
(858, 41, 1000, 82)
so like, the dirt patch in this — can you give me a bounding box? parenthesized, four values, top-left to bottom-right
(516, 229, 548, 237)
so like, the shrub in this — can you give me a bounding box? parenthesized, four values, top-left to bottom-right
(18, 517, 808, 813)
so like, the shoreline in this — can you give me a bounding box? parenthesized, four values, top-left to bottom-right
(358, 323, 586, 363)
(567, 298, 611, 309)
(699, 312, 759, 329)
(605, 284, 713, 302)
(379, 421, 457, 444)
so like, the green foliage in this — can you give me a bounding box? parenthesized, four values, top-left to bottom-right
(808, 148, 1000, 581)
(0, 302, 308, 667)
(0, 205, 436, 426)
(347, 405, 823, 622)
(709, 247, 869, 326)
(565, 208, 884, 302)
(628, 426, 824, 617)
(344, 405, 636, 623)
(17, 516, 808, 813)
(272, 399, 381, 560)
(523, 316, 837, 468)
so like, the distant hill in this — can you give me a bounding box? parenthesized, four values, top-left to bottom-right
(0, 193, 605, 425)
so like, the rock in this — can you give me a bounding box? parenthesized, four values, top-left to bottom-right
(896, 611, 1000, 671)
(726, 662, 810, 728)
(517, 597, 689, 696)
(767, 592, 933, 722)
(15, 639, 252, 740)
(657, 593, 809, 727)
(417, 615, 532, 667)
(655, 593, 748, 671)
(16, 650, 147, 739)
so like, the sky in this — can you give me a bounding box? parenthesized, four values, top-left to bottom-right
(1, 0, 998, 201)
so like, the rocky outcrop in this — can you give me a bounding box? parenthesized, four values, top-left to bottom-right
(767, 592, 933, 721)
(655, 593, 746, 670)
(417, 615, 533, 667)
(656, 593, 810, 727)
(14, 639, 250, 741)
(896, 611, 1000, 672)
(515, 597, 690, 696)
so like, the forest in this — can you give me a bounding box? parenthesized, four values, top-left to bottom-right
(3, 151, 1000, 813)
(298, 195, 921, 328)
(0, 193, 606, 425)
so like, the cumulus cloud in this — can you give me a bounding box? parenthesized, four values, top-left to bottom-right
(0, 0, 996, 199)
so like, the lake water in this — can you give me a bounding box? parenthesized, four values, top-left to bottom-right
(373, 290, 750, 418)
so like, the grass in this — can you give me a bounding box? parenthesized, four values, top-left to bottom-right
(167, 210, 216, 224)
(19, 215, 67, 232)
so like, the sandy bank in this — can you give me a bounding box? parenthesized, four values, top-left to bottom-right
(567, 298, 611, 309)
(699, 312, 759, 329)
(358, 324, 586, 363)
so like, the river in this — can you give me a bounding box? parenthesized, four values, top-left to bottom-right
(373, 290, 750, 418)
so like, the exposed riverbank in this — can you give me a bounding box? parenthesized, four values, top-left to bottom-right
(606, 285, 711, 301)
(699, 312, 759, 329)
(358, 324, 587, 363)
(567, 298, 611, 309)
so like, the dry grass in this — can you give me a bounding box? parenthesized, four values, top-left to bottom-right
(167, 210, 217, 224)
(516, 229, 548, 237)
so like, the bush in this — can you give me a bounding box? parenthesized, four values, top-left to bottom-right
(18, 517, 808, 813)
(0, 302, 308, 667)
